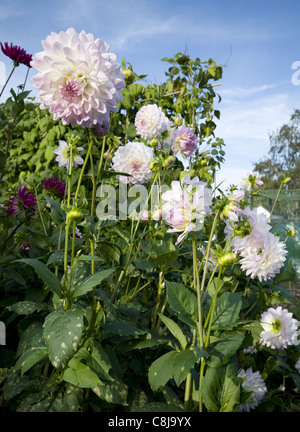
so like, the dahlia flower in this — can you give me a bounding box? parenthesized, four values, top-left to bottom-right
(44, 176, 65, 198)
(295, 357, 300, 373)
(238, 367, 267, 411)
(30, 28, 125, 127)
(53, 140, 84, 171)
(69, 227, 82, 239)
(240, 171, 263, 191)
(0, 42, 32, 67)
(239, 230, 287, 282)
(5, 184, 37, 218)
(172, 124, 198, 158)
(259, 306, 299, 349)
(135, 104, 170, 140)
(225, 207, 272, 252)
(112, 141, 153, 185)
(161, 174, 212, 245)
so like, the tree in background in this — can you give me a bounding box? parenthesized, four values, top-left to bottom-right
(253, 109, 300, 189)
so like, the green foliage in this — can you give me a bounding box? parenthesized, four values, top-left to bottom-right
(0, 50, 299, 414)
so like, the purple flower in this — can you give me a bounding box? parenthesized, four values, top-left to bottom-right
(172, 125, 199, 158)
(5, 184, 37, 217)
(0, 42, 32, 67)
(91, 120, 110, 137)
(44, 176, 66, 198)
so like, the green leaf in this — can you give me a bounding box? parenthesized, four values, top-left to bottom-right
(148, 351, 177, 391)
(62, 358, 102, 388)
(166, 281, 198, 326)
(202, 363, 241, 412)
(210, 292, 242, 330)
(8, 301, 44, 316)
(43, 307, 84, 368)
(93, 379, 128, 405)
(148, 350, 197, 391)
(44, 196, 66, 225)
(73, 267, 116, 297)
(207, 331, 245, 368)
(17, 258, 63, 296)
(15, 347, 48, 376)
(101, 320, 146, 338)
(157, 313, 187, 349)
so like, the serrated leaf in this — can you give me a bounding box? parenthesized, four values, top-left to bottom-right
(166, 281, 198, 326)
(17, 258, 63, 296)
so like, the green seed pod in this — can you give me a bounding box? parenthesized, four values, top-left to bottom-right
(218, 252, 237, 267)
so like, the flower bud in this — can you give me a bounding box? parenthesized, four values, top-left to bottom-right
(288, 228, 296, 237)
(103, 152, 112, 161)
(162, 155, 176, 168)
(218, 252, 237, 267)
(149, 138, 159, 148)
(283, 176, 291, 184)
(67, 209, 83, 222)
(174, 117, 183, 127)
(122, 69, 135, 85)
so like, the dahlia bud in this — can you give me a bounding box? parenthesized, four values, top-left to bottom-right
(122, 69, 135, 85)
(288, 228, 296, 237)
(218, 252, 237, 267)
(67, 209, 83, 222)
(149, 138, 159, 148)
(162, 155, 176, 168)
(174, 117, 183, 127)
(103, 152, 112, 161)
(282, 176, 291, 184)
(91, 120, 110, 137)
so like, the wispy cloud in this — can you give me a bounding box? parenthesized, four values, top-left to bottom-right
(0, 1, 24, 21)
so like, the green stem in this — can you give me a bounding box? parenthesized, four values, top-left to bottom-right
(192, 232, 203, 348)
(35, 188, 47, 236)
(204, 265, 223, 347)
(199, 210, 219, 292)
(151, 271, 164, 330)
(269, 181, 283, 219)
(63, 218, 71, 310)
(0, 64, 16, 98)
(74, 131, 93, 201)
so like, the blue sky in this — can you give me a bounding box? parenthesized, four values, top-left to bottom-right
(0, 0, 299, 190)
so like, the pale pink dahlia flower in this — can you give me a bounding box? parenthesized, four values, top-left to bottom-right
(259, 306, 299, 349)
(135, 104, 171, 140)
(31, 28, 125, 127)
(172, 124, 199, 158)
(112, 141, 153, 185)
(161, 174, 212, 245)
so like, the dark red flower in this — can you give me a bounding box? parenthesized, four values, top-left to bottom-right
(5, 184, 37, 217)
(44, 176, 66, 198)
(0, 42, 32, 67)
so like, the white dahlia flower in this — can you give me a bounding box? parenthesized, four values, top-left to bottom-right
(31, 28, 125, 127)
(238, 367, 267, 411)
(135, 104, 171, 140)
(112, 141, 153, 185)
(239, 231, 287, 282)
(53, 140, 84, 171)
(161, 174, 212, 245)
(259, 306, 299, 349)
(225, 207, 272, 253)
